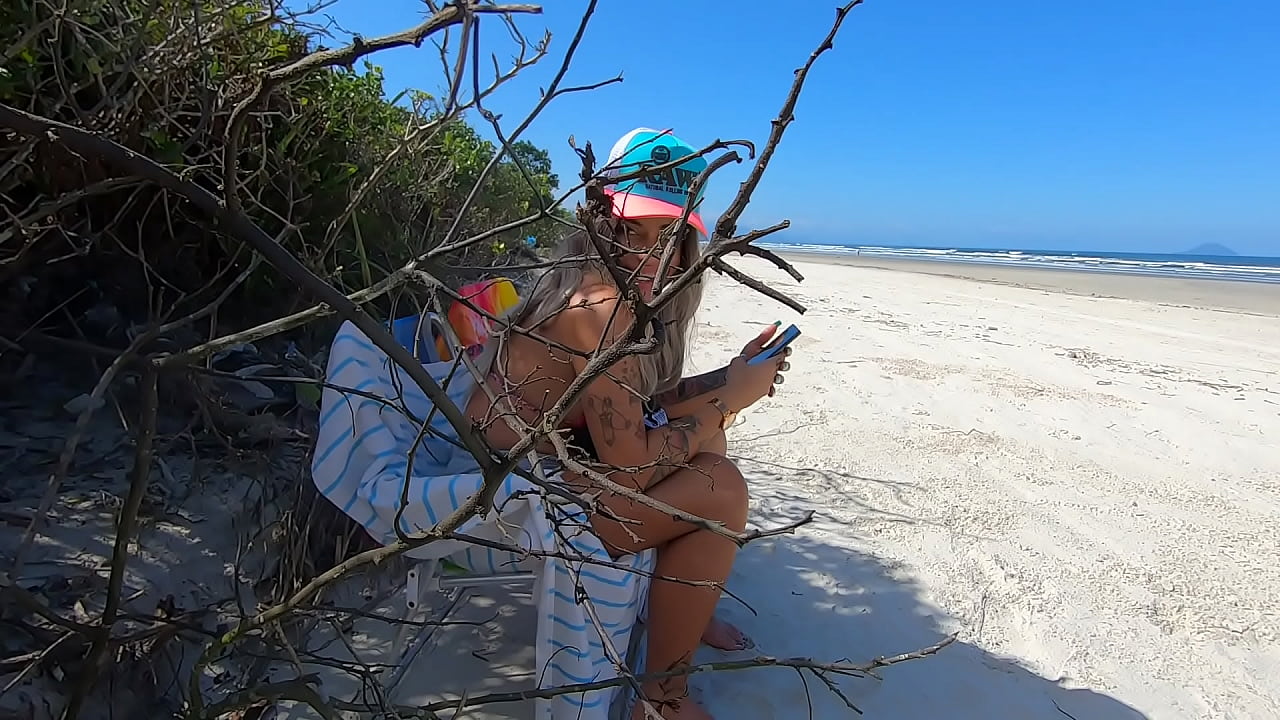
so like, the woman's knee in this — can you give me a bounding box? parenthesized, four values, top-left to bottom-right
(690, 453, 748, 531)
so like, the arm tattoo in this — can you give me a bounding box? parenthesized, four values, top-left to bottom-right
(655, 366, 729, 405)
(602, 355, 646, 396)
(586, 393, 634, 448)
(597, 395, 618, 445)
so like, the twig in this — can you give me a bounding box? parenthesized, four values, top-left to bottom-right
(7, 334, 144, 577)
(811, 669, 862, 714)
(646, 2, 865, 312)
(158, 271, 406, 367)
(710, 257, 806, 314)
(427, 0, 611, 259)
(714, 1, 863, 239)
(0, 583, 98, 635)
(61, 365, 159, 720)
(731, 222, 805, 281)
(0, 632, 77, 699)
(221, 2, 541, 209)
(0, 177, 140, 249)
(653, 150, 746, 291)
(743, 510, 815, 542)
(200, 678, 341, 720)
(335, 635, 957, 715)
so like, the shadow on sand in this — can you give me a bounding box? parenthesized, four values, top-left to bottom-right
(691, 458, 1150, 720)
(269, 455, 1151, 720)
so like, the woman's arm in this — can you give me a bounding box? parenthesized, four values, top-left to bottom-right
(651, 323, 786, 417)
(652, 367, 729, 419)
(566, 292, 728, 491)
(580, 362, 727, 491)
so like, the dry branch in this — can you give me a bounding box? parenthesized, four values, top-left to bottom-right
(714, 1, 864, 240)
(220, 1, 542, 209)
(427, 0, 611, 259)
(334, 634, 957, 716)
(62, 366, 159, 720)
(0, 2, 905, 717)
(0, 102, 495, 477)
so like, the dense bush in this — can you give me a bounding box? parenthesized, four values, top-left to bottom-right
(0, 0, 569, 342)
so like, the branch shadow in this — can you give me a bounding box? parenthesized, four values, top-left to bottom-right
(267, 457, 1152, 720)
(693, 461, 1150, 720)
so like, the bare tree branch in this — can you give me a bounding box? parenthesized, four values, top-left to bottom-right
(714, 1, 864, 240)
(334, 635, 958, 715)
(0, 3, 893, 717)
(0, 102, 496, 477)
(62, 366, 159, 720)
(221, 2, 542, 209)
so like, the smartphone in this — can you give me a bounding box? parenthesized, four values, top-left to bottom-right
(748, 324, 800, 366)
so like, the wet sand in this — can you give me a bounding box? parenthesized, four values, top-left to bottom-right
(773, 250, 1280, 315)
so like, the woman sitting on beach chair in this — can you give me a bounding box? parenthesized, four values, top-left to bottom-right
(466, 129, 791, 719)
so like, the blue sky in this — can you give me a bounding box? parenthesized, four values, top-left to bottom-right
(313, 0, 1279, 256)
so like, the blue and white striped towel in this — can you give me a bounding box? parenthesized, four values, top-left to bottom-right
(311, 320, 653, 719)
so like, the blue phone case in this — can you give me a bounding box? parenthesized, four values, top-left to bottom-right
(748, 324, 800, 365)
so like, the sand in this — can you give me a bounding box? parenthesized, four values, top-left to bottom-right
(691, 254, 1280, 719)
(278, 255, 1280, 720)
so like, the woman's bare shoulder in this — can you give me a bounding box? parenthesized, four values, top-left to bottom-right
(559, 283, 634, 349)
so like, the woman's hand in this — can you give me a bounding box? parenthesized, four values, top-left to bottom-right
(722, 324, 793, 412)
(736, 322, 781, 360)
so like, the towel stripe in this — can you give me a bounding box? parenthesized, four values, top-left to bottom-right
(310, 320, 652, 720)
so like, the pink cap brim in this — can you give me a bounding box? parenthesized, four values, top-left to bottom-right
(605, 189, 708, 239)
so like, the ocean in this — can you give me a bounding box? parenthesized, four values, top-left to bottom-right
(758, 242, 1280, 285)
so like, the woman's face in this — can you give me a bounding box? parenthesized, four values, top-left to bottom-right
(615, 216, 685, 300)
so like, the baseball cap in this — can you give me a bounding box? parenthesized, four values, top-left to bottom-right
(602, 128, 709, 239)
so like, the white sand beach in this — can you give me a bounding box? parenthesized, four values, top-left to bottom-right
(689, 254, 1280, 719)
(278, 254, 1279, 720)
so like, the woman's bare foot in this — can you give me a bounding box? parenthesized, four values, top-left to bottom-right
(700, 616, 753, 652)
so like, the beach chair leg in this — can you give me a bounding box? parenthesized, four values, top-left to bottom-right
(385, 559, 468, 698)
(387, 558, 435, 651)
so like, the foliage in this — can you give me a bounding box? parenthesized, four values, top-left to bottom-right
(0, 0, 568, 338)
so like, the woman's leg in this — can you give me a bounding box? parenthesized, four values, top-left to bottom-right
(587, 453, 748, 716)
(685, 431, 752, 651)
(702, 430, 727, 456)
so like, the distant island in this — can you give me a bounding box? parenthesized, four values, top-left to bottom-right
(1181, 243, 1238, 256)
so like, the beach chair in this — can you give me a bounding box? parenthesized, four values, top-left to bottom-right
(313, 307, 651, 719)
(382, 309, 542, 694)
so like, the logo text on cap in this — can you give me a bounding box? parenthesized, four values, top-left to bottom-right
(633, 144, 697, 198)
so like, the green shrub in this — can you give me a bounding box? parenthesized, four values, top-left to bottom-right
(0, 0, 569, 339)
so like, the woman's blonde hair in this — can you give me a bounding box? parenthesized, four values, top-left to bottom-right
(491, 224, 703, 397)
